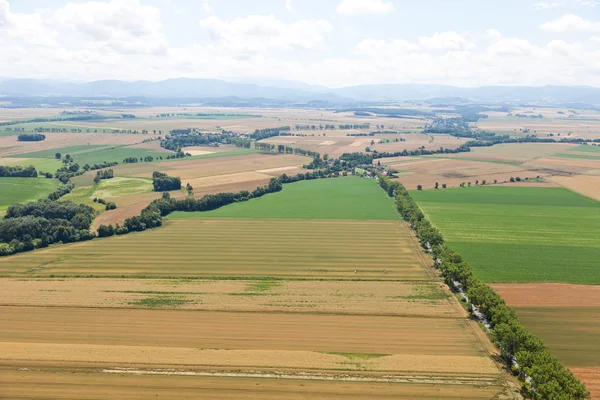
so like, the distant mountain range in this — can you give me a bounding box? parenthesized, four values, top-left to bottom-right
(1, 78, 600, 106)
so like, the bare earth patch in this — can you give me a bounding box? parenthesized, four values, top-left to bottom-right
(491, 283, 600, 307)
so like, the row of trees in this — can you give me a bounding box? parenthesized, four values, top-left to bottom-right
(250, 126, 291, 141)
(17, 133, 46, 142)
(97, 171, 338, 238)
(123, 156, 156, 164)
(377, 176, 590, 400)
(0, 165, 37, 178)
(0, 199, 96, 256)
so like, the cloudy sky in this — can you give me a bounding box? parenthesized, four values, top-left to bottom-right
(1, 0, 600, 87)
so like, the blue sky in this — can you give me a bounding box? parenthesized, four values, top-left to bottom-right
(2, 0, 600, 87)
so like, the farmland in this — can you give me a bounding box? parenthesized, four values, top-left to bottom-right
(411, 186, 600, 283)
(0, 175, 512, 399)
(8, 144, 171, 166)
(172, 176, 398, 220)
(0, 177, 59, 210)
(492, 284, 600, 398)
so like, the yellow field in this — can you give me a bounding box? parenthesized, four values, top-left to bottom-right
(0, 278, 461, 317)
(0, 369, 508, 400)
(0, 219, 429, 280)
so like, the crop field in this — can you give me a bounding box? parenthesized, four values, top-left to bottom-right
(0, 278, 459, 317)
(175, 176, 398, 220)
(0, 132, 142, 157)
(384, 157, 551, 190)
(491, 283, 600, 398)
(547, 175, 600, 201)
(0, 149, 511, 397)
(411, 186, 600, 283)
(9, 144, 171, 166)
(0, 369, 508, 400)
(0, 219, 429, 280)
(0, 177, 59, 210)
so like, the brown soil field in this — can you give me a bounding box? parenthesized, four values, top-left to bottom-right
(0, 278, 461, 317)
(0, 132, 141, 156)
(445, 143, 575, 163)
(183, 171, 272, 189)
(384, 158, 547, 189)
(0, 307, 498, 374)
(0, 219, 430, 280)
(371, 134, 468, 154)
(0, 368, 508, 400)
(523, 157, 600, 173)
(478, 118, 600, 140)
(119, 153, 308, 179)
(491, 283, 600, 307)
(571, 368, 600, 400)
(547, 174, 600, 201)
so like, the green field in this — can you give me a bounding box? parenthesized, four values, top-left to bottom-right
(569, 145, 600, 153)
(93, 177, 153, 198)
(0, 177, 59, 210)
(170, 177, 398, 221)
(411, 187, 600, 283)
(10, 145, 170, 166)
(515, 307, 600, 366)
(554, 153, 600, 160)
(1, 157, 62, 173)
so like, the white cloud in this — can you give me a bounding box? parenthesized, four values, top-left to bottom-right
(337, 0, 395, 15)
(485, 29, 503, 42)
(534, 1, 564, 9)
(285, 0, 293, 12)
(576, 0, 600, 7)
(488, 37, 538, 56)
(419, 31, 472, 50)
(200, 15, 333, 57)
(201, 1, 213, 12)
(56, 0, 168, 55)
(539, 14, 600, 32)
(355, 38, 419, 57)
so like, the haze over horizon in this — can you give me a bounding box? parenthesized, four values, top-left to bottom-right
(2, 0, 600, 88)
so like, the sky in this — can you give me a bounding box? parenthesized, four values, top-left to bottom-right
(1, 0, 600, 87)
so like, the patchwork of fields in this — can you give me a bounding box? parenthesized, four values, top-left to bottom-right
(0, 177, 512, 398)
(412, 185, 600, 398)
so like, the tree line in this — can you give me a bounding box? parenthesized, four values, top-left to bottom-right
(97, 170, 337, 238)
(17, 133, 46, 142)
(378, 176, 590, 400)
(0, 165, 38, 178)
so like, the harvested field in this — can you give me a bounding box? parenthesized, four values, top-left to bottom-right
(383, 157, 548, 189)
(492, 283, 600, 307)
(570, 368, 600, 400)
(0, 369, 508, 400)
(0, 278, 460, 317)
(445, 143, 575, 163)
(118, 153, 308, 179)
(0, 132, 141, 156)
(0, 219, 429, 280)
(524, 156, 600, 174)
(547, 174, 600, 201)
(0, 307, 498, 374)
(183, 171, 272, 189)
